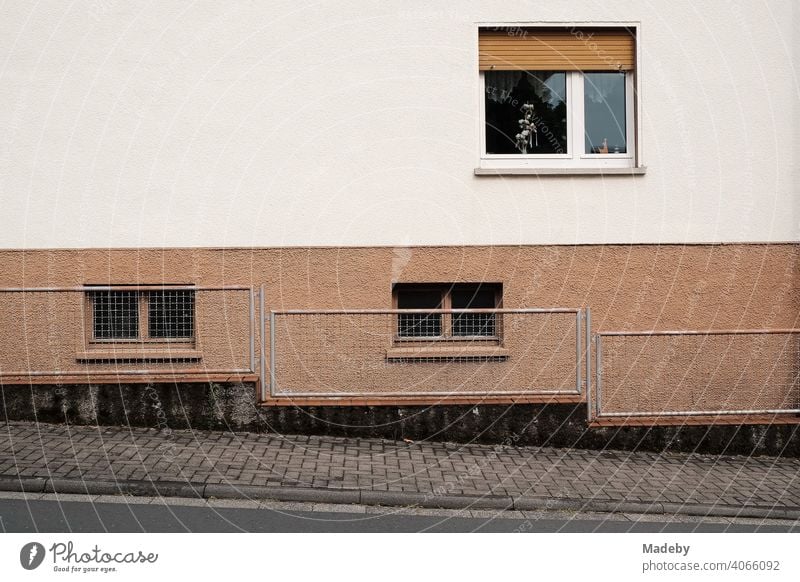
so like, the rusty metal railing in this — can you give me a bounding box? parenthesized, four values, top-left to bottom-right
(267, 308, 589, 400)
(0, 286, 257, 381)
(591, 329, 800, 419)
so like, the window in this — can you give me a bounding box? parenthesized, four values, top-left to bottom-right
(479, 26, 638, 171)
(451, 285, 498, 337)
(87, 287, 195, 342)
(148, 290, 195, 338)
(394, 283, 501, 340)
(396, 287, 443, 337)
(485, 70, 568, 155)
(91, 291, 139, 339)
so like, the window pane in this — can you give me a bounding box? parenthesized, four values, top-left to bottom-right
(397, 289, 442, 309)
(396, 288, 442, 337)
(148, 290, 195, 338)
(91, 291, 139, 339)
(450, 285, 496, 309)
(485, 71, 567, 155)
(584, 72, 626, 154)
(451, 284, 497, 337)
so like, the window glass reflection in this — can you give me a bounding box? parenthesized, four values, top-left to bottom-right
(584, 72, 626, 154)
(485, 71, 567, 155)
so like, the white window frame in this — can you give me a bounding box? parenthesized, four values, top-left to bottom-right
(476, 22, 642, 172)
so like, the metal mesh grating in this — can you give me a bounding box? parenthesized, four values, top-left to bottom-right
(394, 284, 499, 339)
(397, 313, 442, 337)
(90, 291, 139, 339)
(148, 290, 195, 338)
(452, 313, 496, 337)
(596, 332, 800, 416)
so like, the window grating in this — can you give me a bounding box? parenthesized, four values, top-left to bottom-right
(78, 357, 200, 364)
(148, 290, 195, 339)
(451, 285, 497, 337)
(396, 287, 443, 338)
(452, 313, 496, 337)
(389, 356, 508, 364)
(90, 291, 139, 339)
(397, 313, 442, 337)
(88, 288, 196, 341)
(394, 283, 500, 339)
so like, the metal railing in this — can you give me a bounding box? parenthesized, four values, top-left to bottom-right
(592, 329, 800, 419)
(267, 308, 589, 400)
(0, 286, 256, 380)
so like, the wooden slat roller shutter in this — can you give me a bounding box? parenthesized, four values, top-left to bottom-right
(479, 27, 635, 71)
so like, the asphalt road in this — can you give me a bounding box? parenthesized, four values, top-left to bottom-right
(1, 497, 797, 533)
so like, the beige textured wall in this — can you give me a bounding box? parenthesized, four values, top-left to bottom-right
(0, 244, 798, 408)
(0, 1, 797, 248)
(272, 311, 579, 397)
(0, 288, 252, 376)
(599, 333, 800, 414)
(2, 244, 797, 329)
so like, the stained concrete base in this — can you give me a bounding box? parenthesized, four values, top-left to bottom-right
(1, 382, 798, 456)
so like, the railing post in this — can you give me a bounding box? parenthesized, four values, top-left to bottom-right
(249, 288, 255, 374)
(269, 310, 277, 397)
(595, 333, 602, 418)
(585, 307, 592, 421)
(576, 310, 582, 395)
(259, 285, 266, 401)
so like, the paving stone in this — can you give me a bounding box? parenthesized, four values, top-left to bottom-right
(0, 421, 798, 511)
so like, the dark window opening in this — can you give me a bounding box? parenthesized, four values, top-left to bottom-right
(485, 70, 568, 155)
(396, 288, 443, 337)
(451, 284, 497, 337)
(394, 283, 501, 339)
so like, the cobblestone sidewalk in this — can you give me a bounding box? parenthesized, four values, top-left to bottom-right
(1, 421, 798, 510)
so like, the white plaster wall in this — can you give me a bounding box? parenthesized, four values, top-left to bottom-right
(0, 0, 797, 248)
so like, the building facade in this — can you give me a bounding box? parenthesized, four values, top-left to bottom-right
(1, 1, 798, 449)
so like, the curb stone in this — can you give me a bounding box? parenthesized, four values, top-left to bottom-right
(204, 484, 361, 505)
(362, 490, 515, 510)
(1, 476, 798, 521)
(0, 476, 46, 493)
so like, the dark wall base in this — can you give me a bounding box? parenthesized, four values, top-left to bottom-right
(2, 383, 798, 457)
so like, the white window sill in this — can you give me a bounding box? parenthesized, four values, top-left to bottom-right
(474, 166, 647, 176)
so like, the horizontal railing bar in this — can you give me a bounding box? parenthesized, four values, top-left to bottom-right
(272, 308, 580, 315)
(0, 286, 252, 292)
(598, 409, 800, 417)
(598, 329, 800, 336)
(272, 389, 582, 398)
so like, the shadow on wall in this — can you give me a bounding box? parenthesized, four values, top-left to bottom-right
(1, 383, 798, 457)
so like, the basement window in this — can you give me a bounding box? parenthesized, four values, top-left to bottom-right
(393, 283, 502, 340)
(86, 287, 195, 342)
(148, 290, 195, 338)
(90, 290, 139, 339)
